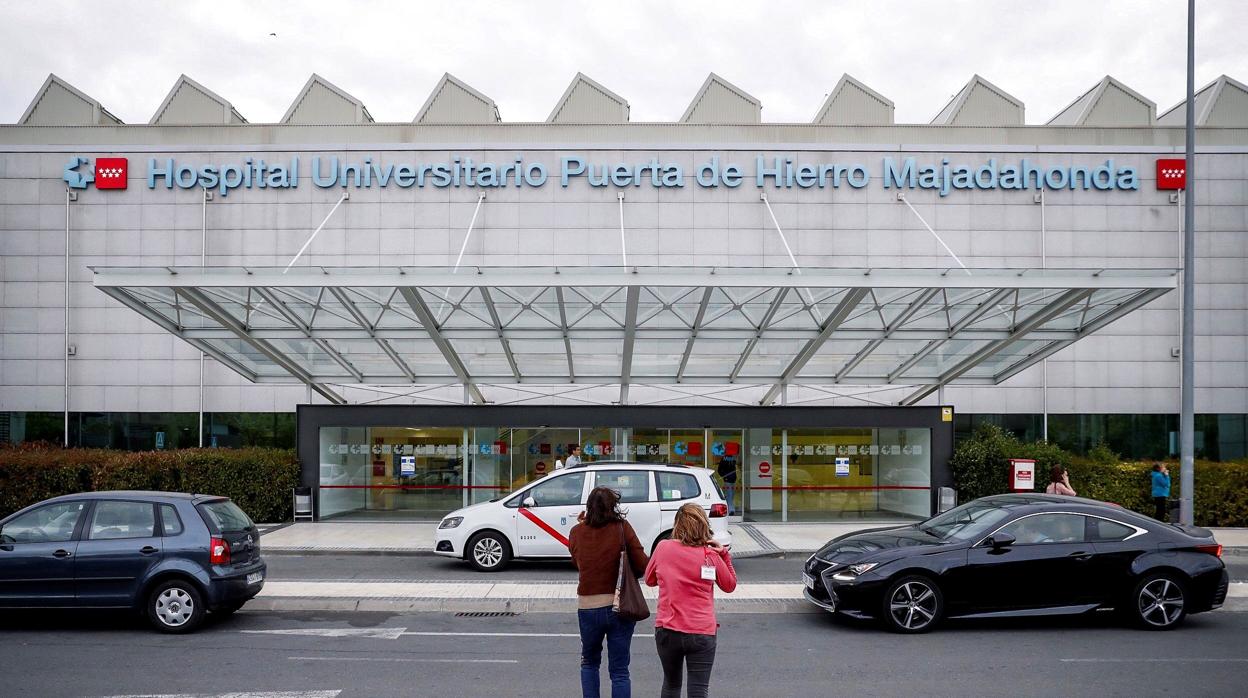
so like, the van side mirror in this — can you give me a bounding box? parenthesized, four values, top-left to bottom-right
(988, 533, 1016, 549)
(522, 496, 536, 508)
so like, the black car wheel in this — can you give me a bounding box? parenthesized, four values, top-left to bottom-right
(467, 531, 512, 572)
(1132, 573, 1187, 630)
(881, 575, 944, 634)
(146, 579, 206, 634)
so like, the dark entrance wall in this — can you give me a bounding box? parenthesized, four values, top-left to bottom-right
(297, 404, 955, 519)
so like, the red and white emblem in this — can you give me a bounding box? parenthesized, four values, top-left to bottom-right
(1156, 158, 1186, 190)
(94, 157, 128, 189)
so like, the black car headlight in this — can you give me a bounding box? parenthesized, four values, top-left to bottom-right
(438, 516, 464, 529)
(832, 562, 879, 581)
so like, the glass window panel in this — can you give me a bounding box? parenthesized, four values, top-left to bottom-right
(523, 472, 587, 507)
(160, 505, 184, 536)
(999, 514, 1086, 544)
(656, 472, 700, 502)
(89, 501, 157, 540)
(1, 502, 85, 544)
(595, 470, 649, 503)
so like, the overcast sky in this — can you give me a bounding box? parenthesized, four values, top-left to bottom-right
(1, 1, 1245, 125)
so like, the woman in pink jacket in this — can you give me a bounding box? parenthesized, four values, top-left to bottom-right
(644, 503, 737, 698)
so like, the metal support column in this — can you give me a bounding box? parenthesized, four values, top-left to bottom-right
(1179, 0, 1197, 525)
(63, 189, 72, 447)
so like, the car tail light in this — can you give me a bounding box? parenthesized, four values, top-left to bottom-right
(210, 536, 231, 565)
(1196, 543, 1222, 558)
(710, 503, 728, 518)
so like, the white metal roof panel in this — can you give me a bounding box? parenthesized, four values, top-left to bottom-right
(282, 74, 374, 124)
(931, 74, 1024, 126)
(681, 73, 761, 124)
(150, 74, 246, 125)
(547, 73, 629, 123)
(813, 74, 894, 125)
(18, 73, 122, 126)
(414, 73, 501, 123)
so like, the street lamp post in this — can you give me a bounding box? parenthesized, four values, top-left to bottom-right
(1179, 0, 1196, 526)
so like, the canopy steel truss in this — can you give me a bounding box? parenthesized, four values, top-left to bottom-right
(91, 266, 1175, 406)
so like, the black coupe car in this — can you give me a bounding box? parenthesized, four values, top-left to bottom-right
(804, 494, 1228, 633)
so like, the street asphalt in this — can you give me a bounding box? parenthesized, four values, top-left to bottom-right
(1, 607, 1245, 697)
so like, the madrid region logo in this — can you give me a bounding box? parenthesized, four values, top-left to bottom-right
(62, 156, 128, 190)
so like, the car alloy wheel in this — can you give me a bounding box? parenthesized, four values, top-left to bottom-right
(474, 537, 503, 568)
(1137, 576, 1186, 629)
(467, 531, 511, 572)
(884, 576, 942, 633)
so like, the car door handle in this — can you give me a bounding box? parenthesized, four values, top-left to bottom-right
(1068, 551, 1093, 561)
(53, 549, 73, 558)
(140, 546, 159, 555)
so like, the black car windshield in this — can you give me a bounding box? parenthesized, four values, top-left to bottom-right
(918, 501, 1013, 542)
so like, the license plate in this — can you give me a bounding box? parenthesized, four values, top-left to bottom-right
(246, 572, 264, 585)
(802, 573, 815, 590)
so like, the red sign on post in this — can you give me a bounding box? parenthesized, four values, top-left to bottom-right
(1010, 459, 1036, 492)
(1156, 159, 1186, 190)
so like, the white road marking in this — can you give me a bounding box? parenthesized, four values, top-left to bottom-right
(242, 627, 408, 639)
(1061, 658, 1248, 663)
(288, 656, 517, 664)
(1228, 582, 1247, 597)
(103, 693, 341, 698)
(400, 631, 654, 638)
(258, 581, 802, 600)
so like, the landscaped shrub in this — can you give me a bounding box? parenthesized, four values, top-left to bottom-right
(950, 424, 1248, 527)
(0, 443, 299, 522)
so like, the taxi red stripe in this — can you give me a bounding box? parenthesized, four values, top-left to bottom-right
(518, 507, 570, 548)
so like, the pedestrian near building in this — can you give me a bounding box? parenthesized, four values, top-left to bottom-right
(1045, 465, 1076, 496)
(716, 455, 738, 516)
(566, 445, 583, 468)
(1151, 463, 1172, 521)
(569, 486, 649, 698)
(644, 503, 737, 698)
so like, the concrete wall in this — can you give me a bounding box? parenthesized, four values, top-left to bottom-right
(0, 132, 1245, 415)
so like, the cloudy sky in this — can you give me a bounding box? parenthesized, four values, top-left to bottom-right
(1, 0, 1245, 125)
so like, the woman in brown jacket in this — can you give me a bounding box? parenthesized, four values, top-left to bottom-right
(568, 486, 649, 698)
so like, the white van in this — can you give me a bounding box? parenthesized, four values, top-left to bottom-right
(434, 461, 732, 571)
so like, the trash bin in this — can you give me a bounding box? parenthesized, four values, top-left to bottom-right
(938, 487, 957, 513)
(293, 487, 314, 522)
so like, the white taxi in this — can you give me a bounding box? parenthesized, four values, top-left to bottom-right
(434, 461, 732, 571)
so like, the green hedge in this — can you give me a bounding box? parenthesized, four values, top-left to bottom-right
(950, 424, 1248, 527)
(0, 444, 299, 523)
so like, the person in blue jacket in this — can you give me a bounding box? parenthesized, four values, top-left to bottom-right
(1151, 463, 1171, 521)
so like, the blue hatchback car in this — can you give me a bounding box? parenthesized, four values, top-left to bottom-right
(0, 491, 266, 633)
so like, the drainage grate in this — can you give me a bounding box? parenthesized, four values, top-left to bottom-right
(455, 611, 519, 617)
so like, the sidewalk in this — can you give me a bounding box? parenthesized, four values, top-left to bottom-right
(259, 520, 1248, 556)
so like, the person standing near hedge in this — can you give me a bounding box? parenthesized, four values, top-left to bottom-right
(1045, 465, 1076, 496)
(1151, 463, 1172, 521)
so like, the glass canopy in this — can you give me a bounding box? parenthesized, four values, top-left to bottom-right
(91, 266, 1176, 406)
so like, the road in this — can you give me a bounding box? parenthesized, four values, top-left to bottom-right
(1, 606, 1246, 697)
(1, 552, 1244, 697)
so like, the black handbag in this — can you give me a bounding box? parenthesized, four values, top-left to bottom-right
(613, 522, 651, 622)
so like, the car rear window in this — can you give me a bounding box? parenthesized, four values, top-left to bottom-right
(656, 471, 700, 501)
(197, 500, 254, 533)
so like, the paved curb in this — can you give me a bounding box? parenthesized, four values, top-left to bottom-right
(244, 596, 820, 614)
